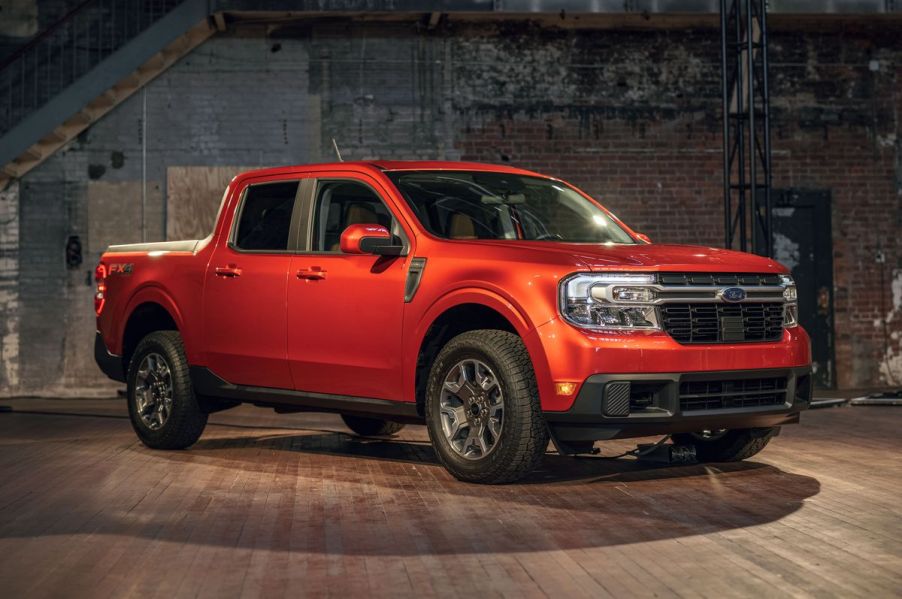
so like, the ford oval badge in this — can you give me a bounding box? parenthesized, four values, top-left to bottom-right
(721, 287, 747, 303)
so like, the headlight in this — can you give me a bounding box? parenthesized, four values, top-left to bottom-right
(780, 274, 798, 328)
(560, 273, 660, 330)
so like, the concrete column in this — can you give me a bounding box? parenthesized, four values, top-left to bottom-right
(0, 182, 19, 392)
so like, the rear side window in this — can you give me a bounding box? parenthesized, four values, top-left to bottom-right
(234, 181, 299, 251)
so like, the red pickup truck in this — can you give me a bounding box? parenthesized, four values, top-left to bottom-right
(94, 161, 811, 483)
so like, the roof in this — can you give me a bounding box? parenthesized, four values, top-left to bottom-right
(366, 160, 542, 175)
(231, 160, 545, 183)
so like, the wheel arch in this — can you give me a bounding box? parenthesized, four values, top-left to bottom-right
(410, 290, 552, 415)
(120, 290, 185, 374)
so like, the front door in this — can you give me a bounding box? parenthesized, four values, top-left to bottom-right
(770, 189, 835, 388)
(202, 178, 302, 389)
(287, 174, 410, 401)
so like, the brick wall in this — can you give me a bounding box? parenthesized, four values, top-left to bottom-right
(2, 16, 900, 394)
(453, 20, 902, 388)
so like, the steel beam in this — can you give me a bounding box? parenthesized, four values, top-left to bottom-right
(721, 0, 773, 257)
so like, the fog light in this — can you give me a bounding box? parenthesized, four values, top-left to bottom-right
(555, 382, 578, 396)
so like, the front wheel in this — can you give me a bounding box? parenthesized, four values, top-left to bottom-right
(126, 331, 207, 450)
(672, 427, 778, 462)
(425, 330, 548, 484)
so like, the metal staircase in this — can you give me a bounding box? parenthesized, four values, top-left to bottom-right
(0, 0, 217, 189)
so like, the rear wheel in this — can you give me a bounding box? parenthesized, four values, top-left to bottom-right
(425, 329, 548, 484)
(126, 331, 207, 450)
(672, 427, 777, 462)
(341, 415, 405, 436)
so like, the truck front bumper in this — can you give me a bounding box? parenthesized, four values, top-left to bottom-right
(544, 365, 811, 443)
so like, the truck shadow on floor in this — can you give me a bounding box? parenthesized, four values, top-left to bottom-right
(0, 413, 822, 555)
(144, 431, 822, 553)
(184, 430, 819, 488)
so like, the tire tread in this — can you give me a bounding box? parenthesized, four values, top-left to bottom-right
(673, 427, 776, 462)
(127, 331, 207, 450)
(426, 329, 548, 484)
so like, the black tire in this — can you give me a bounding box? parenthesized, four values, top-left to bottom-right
(341, 414, 405, 436)
(126, 331, 207, 450)
(425, 329, 549, 484)
(672, 427, 778, 462)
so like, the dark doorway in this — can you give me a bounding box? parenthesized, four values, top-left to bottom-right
(765, 189, 835, 388)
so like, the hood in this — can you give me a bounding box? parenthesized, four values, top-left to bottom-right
(573, 243, 786, 273)
(461, 241, 787, 274)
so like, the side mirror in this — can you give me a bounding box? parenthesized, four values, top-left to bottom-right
(339, 224, 403, 255)
(635, 233, 652, 244)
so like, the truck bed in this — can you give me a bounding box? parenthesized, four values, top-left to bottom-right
(106, 239, 207, 254)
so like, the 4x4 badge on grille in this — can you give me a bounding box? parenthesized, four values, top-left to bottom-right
(720, 287, 747, 302)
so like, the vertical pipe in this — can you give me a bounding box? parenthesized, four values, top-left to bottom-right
(6, 62, 11, 129)
(760, 0, 773, 258)
(142, 88, 147, 243)
(721, 0, 731, 249)
(734, 0, 747, 252)
(747, 0, 758, 254)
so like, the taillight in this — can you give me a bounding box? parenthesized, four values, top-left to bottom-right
(94, 263, 107, 315)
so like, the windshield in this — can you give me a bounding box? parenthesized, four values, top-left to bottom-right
(386, 170, 636, 243)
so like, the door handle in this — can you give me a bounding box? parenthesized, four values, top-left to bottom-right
(215, 265, 242, 277)
(297, 266, 326, 280)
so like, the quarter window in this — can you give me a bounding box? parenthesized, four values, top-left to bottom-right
(234, 181, 299, 251)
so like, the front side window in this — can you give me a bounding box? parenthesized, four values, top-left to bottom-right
(386, 170, 636, 244)
(312, 180, 396, 252)
(233, 181, 299, 251)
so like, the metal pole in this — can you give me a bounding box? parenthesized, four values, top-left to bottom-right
(760, 0, 773, 257)
(734, 0, 746, 252)
(141, 87, 147, 243)
(747, 0, 757, 255)
(721, 0, 731, 249)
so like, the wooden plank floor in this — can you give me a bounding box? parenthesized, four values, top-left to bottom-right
(0, 398, 899, 598)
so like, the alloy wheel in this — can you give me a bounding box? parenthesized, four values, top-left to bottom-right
(134, 352, 173, 431)
(439, 359, 504, 460)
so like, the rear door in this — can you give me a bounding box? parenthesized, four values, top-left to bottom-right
(286, 173, 411, 400)
(201, 177, 307, 388)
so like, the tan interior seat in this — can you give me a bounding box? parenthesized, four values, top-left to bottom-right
(331, 203, 379, 251)
(449, 213, 477, 239)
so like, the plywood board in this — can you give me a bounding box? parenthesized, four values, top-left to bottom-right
(166, 166, 253, 241)
(88, 181, 163, 253)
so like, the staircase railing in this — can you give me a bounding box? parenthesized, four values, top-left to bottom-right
(0, 0, 182, 136)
